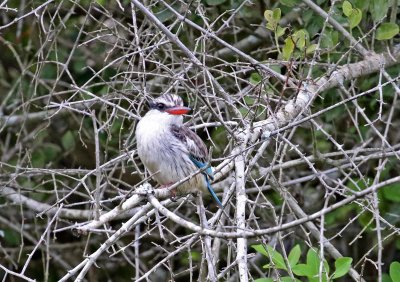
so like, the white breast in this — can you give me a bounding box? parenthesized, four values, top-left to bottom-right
(135, 110, 206, 194)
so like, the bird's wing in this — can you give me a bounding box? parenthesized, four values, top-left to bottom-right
(170, 125, 222, 207)
(170, 125, 212, 175)
(170, 125, 207, 159)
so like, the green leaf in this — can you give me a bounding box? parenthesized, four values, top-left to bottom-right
(332, 257, 352, 279)
(382, 273, 392, 282)
(254, 279, 274, 282)
(266, 245, 287, 270)
(292, 264, 312, 277)
(348, 8, 362, 29)
(43, 143, 62, 161)
(249, 72, 262, 85)
(382, 183, 400, 202)
(370, 0, 390, 22)
(288, 245, 301, 267)
(347, 178, 371, 191)
(4, 229, 20, 246)
(205, 0, 227, 5)
(264, 8, 281, 31)
(342, 1, 353, 17)
(252, 244, 269, 256)
(280, 0, 300, 7)
(376, 23, 399, 40)
(31, 149, 46, 168)
(292, 29, 309, 49)
(306, 44, 318, 55)
(281, 277, 301, 282)
(307, 248, 320, 275)
(282, 37, 295, 60)
(390, 261, 400, 282)
(264, 10, 276, 31)
(273, 8, 281, 21)
(354, 0, 370, 10)
(270, 64, 282, 74)
(154, 8, 175, 23)
(276, 26, 287, 38)
(190, 251, 201, 261)
(61, 131, 76, 151)
(252, 244, 287, 270)
(264, 10, 273, 22)
(321, 29, 339, 48)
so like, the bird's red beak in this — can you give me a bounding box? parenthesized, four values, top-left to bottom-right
(165, 106, 191, 115)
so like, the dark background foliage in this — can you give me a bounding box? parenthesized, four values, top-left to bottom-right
(0, 0, 399, 281)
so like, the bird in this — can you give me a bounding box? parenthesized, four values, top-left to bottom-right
(135, 93, 222, 207)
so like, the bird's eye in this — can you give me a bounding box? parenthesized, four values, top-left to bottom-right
(156, 103, 166, 110)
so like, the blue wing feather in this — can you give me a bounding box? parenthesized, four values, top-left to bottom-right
(189, 156, 222, 207)
(189, 156, 214, 180)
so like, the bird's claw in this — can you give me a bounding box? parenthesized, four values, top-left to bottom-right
(169, 188, 177, 202)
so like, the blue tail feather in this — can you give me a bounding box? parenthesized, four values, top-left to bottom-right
(189, 156, 222, 207)
(206, 177, 223, 208)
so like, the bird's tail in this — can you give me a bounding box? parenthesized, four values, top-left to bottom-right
(189, 156, 222, 208)
(205, 177, 223, 208)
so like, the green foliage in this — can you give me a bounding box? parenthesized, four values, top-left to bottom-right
(279, 0, 300, 7)
(342, 1, 362, 29)
(205, 0, 227, 5)
(320, 28, 339, 48)
(390, 262, 400, 282)
(3, 229, 20, 246)
(61, 131, 76, 151)
(254, 279, 274, 282)
(369, 0, 390, 21)
(332, 257, 353, 279)
(250, 72, 262, 85)
(265, 8, 317, 60)
(376, 23, 399, 40)
(288, 245, 301, 267)
(252, 244, 353, 281)
(264, 8, 281, 31)
(382, 183, 400, 202)
(282, 37, 295, 60)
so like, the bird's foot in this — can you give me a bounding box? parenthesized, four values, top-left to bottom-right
(169, 189, 177, 202)
(160, 183, 177, 202)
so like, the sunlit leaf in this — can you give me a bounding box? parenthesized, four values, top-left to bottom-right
(282, 37, 295, 60)
(253, 245, 287, 270)
(252, 244, 269, 256)
(348, 8, 362, 29)
(376, 23, 399, 40)
(293, 29, 308, 49)
(390, 261, 400, 282)
(342, 1, 353, 17)
(276, 26, 287, 38)
(288, 245, 301, 267)
(292, 264, 311, 276)
(332, 257, 352, 279)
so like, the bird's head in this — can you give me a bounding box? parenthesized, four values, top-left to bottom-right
(145, 94, 191, 124)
